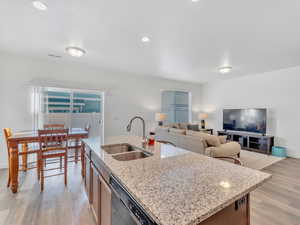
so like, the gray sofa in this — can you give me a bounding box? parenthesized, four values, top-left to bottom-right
(155, 126, 241, 158)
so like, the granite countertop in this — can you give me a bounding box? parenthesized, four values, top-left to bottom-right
(83, 136, 271, 225)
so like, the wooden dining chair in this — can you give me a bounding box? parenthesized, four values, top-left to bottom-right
(3, 128, 39, 188)
(68, 124, 90, 164)
(38, 129, 69, 191)
(43, 124, 65, 167)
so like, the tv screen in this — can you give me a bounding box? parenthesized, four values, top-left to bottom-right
(223, 108, 267, 134)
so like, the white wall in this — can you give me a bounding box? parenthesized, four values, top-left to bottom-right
(0, 52, 203, 168)
(200, 66, 300, 158)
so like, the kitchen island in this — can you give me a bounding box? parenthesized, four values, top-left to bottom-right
(82, 136, 271, 225)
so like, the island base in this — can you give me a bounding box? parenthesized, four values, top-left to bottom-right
(199, 194, 250, 225)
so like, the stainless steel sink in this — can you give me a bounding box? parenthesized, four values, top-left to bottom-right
(102, 143, 140, 154)
(102, 143, 152, 161)
(112, 151, 151, 161)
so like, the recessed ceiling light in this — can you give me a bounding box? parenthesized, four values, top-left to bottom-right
(65, 46, 86, 57)
(32, 1, 48, 11)
(219, 66, 233, 74)
(141, 36, 151, 43)
(191, 0, 199, 2)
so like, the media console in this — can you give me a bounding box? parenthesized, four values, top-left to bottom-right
(217, 131, 274, 155)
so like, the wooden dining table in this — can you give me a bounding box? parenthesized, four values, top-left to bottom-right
(7, 128, 89, 193)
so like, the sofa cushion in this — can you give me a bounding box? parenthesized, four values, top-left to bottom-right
(169, 128, 186, 135)
(205, 142, 241, 157)
(159, 126, 169, 132)
(178, 123, 188, 130)
(186, 130, 221, 147)
(205, 135, 221, 147)
(186, 130, 206, 137)
(186, 130, 209, 148)
(218, 136, 227, 144)
(154, 129, 206, 155)
(187, 124, 200, 131)
(202, 139, 208, 148)
(169, 123, 180, 129)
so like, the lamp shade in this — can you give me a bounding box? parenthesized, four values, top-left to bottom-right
(198, 113, 208, 120)
(155, 113, 167, 122)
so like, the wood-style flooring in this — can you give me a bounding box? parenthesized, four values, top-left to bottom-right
(0, 164, 95, 225)
(251, 158, 300, 225)
(0, 158, 299, 225)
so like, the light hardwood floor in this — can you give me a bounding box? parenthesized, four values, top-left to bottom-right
(251, 158, 300, 225)
(0, 164, 96, 225)
(0, 158, 299, 225)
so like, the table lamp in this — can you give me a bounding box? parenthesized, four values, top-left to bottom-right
(198, 113, 208, 129)
(155, 113, 167, 126)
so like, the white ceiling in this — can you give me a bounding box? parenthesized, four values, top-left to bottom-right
(0, 0, 300, 83)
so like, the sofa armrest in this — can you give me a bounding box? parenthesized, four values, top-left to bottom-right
(205, 142, 241, 157)
(205, 147, 218, 157)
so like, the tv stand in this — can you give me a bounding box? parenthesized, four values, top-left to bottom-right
(218, 131, 274, 155)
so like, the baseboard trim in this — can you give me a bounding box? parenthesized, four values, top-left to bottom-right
(285, 149, 300, 159)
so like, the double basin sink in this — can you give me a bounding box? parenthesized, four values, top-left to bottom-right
(102, 143, 152, 161)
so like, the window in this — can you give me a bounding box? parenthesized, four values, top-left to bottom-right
(43, 91, 71, 113)
(73, 92, 101, 113)
(161, 90, 190, 124)
(33, 87, 104, 139)
(43, 90, 101, 113)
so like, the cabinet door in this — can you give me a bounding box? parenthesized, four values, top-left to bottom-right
(85, 156, 91, 203)
(100, 175, 112, 225)
(82, 153, 86, 180)
(91, 163, 101, 225)
(199, 194, 249, 225)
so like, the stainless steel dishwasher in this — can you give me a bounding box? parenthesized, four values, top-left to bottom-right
(110, 175, 158, 225)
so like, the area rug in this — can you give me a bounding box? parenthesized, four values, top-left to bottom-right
(239, 150, 285, 170)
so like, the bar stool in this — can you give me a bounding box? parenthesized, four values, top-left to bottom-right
(38, 129, 69, 191)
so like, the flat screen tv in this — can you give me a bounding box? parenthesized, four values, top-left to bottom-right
(223, 108, 267, 134)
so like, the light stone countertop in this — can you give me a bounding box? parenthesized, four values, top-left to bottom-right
(83, 136, 271, 225)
